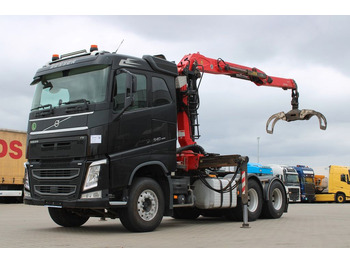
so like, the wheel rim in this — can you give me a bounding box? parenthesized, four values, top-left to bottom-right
(271, 188, 283, 210)
(137, 189, 159, 221)
(338, 195, 344, 202)
(248, 188, 259, 212)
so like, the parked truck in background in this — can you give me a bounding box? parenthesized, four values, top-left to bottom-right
(23, 45, 326, 232)
(314, 165, 350, 203)
(269, 164, 301, 203)
(293, 165, 315, 202)
(0, 129, 27, 201)
(247, 163, 273, 176)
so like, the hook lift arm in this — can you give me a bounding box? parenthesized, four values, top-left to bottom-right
(177, 53, 327, 135)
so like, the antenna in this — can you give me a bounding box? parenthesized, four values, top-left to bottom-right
(115, 39, 124, 53)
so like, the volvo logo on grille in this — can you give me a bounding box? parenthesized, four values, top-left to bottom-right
(42, 116, 72, 132)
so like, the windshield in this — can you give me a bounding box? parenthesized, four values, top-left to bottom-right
(305, 176, 314, 184)
(285, 174, 300, 183)
(31, 65, 110, 110)
(300, 176, 314, 184)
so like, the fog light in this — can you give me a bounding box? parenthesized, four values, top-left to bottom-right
(81, 190, 102, 199)
(24, 190, 31, 198)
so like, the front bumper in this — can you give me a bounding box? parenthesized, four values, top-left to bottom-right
(24, 196, 126, 209)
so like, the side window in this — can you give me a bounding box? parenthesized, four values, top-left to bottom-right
(152, 77, 172, 107)
(114, 72, 147, 111)
(341, 174, 346, 182)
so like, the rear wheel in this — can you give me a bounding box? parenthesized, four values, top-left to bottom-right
(225, 179, 263, 221)
(261, 181, 286, 219)
(119, 177, 164, 232)
(48, 207, 89, 227)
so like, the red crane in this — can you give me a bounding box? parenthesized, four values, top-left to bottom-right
(176, 52, 327, 170)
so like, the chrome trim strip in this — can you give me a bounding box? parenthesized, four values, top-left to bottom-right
(89, 159, 108, 167)
(30, 126, 88, 135)
(109, 201, 127, 206)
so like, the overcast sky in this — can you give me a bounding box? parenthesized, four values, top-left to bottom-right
(0, 13, 349, 170)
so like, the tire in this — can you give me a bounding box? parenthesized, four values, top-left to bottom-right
(48, 207, 89, 227)
(225, 179, 263, 222)
(172, 207, 201, 219)
(336, 193, 346, 203)
(261, 181, 286, 219)
(119, 177, 164, 232)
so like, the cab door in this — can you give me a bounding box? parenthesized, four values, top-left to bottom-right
(108, 69, 153, 188)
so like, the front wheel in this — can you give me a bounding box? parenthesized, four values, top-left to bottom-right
(119, 177, 164, 232)
(48, 207, 89, 227)
(336, 193, 346, 203)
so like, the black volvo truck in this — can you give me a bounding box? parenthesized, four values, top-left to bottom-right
(24, 45, 290, 232)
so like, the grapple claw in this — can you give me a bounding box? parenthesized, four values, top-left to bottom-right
(299, 109, 327, 130)
(266, 111, 286, 134)
(266, 109, 327, 134)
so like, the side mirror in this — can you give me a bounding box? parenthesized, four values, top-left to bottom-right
(124, 71, 137, 108)
(114, 69, 137, 116)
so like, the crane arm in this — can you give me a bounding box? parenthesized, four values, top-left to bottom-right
(176, 52, 327, 148)
(177, 52, 297, 90)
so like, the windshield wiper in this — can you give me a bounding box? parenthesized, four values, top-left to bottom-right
(31, 104, 54, 117)
(59, 99, 90, 106)
(61, 99, 90, 113)
(31, 104, 53, 111)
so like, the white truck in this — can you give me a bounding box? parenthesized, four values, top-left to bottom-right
(269, 164, 301, 202)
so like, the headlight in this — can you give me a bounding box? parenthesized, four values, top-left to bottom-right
(82, 159, 107, 191)
(24, 163, 30, 191)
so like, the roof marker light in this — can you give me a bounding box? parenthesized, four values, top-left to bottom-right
(52, 54, 59, 61)
(90, 45, 98, 52)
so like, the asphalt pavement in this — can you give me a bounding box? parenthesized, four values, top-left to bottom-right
(1, 202, 350, 248)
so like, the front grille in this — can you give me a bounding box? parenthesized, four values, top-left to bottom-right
(288, 188, 300, 201)
(34, 185, 76, 196)
(32, 168, 80, 180)
(305, 185, 315, 195)
(29, 162, 85, 200)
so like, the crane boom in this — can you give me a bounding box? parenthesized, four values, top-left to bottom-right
(176, 52, 327, 149)
(177, 52, 297, 89)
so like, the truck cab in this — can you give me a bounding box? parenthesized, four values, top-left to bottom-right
(315, 165, 350, 203)
(293, 165, 315, 202)
(267, 164, 301, 203)
(24, 47, 178, 212)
